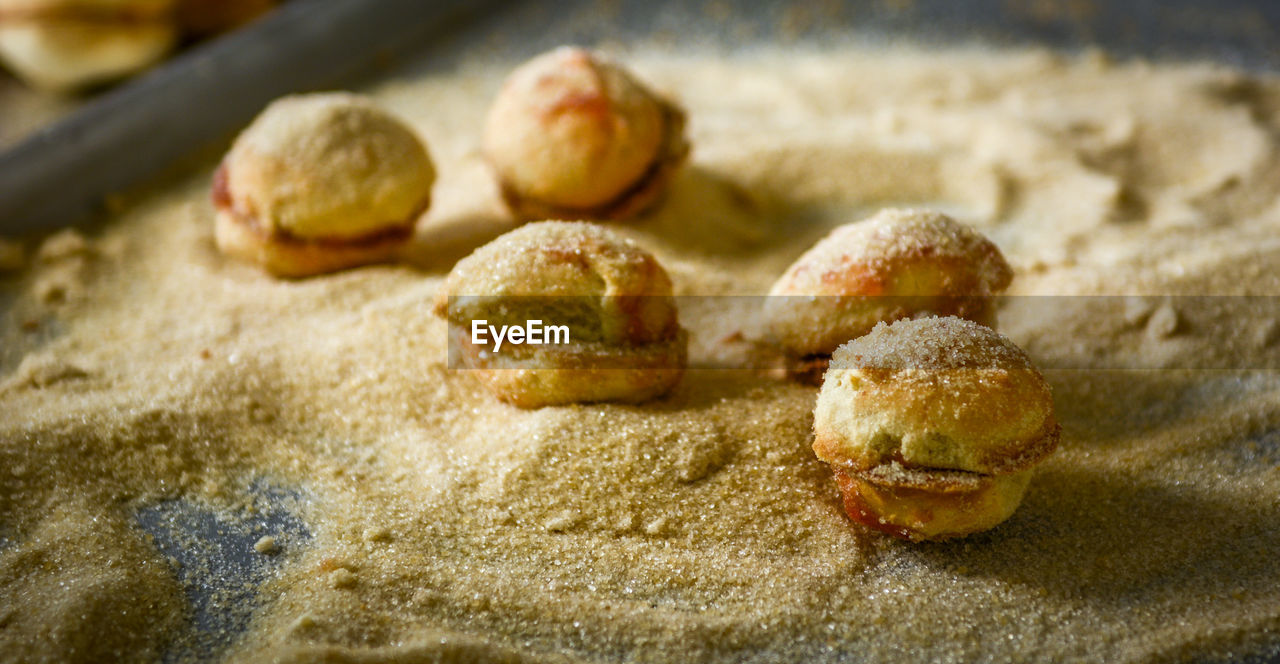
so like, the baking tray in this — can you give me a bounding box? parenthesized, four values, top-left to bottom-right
(3, 1, 1280, 662)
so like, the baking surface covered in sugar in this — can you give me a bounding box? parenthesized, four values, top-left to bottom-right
(1, 45, 1280, 662)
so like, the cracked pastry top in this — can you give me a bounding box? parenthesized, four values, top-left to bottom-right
(433, 220, 686, 407)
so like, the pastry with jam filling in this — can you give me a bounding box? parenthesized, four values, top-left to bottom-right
(212, 92, 435, 278)
(813, 316, 1059, 541)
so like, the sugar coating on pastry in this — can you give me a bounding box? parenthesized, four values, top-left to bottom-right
(814, 316, 1058, 476)
(435, 221, 686, 407)
(0, 0, 178, 91)
(813, 317, 1058, 540)
(435, 221, 678, 346)
(219, 92, 435, 242)
(767, 208, 1013, 358)
(482, 46, 689, 220)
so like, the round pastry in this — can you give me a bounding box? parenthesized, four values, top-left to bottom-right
(482, 46, 689, 221)
(812, 316, 1058, 541)
(212, 92, 436, 278)
(765, 208, 1012, 383)
(0, 0, 178, 91)
(176, 0, 274, 36)
(433, 221, 686, 408)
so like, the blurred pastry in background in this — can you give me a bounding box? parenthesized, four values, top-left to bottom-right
(175, 0, 274, 36)
(212, 92, 435, 278)
(482, 46, 689, 222)
(765, 208, 1012, 384)
(0, 0, 178, 91)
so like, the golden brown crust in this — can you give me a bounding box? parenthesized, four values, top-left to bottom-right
(832, 466, 1033, 541)
(814, 412, 1060, 478)
(435, 221, 686, 407)
(813, 317, 1059, 476)
(766, 209, 1012, 358)
(495, 102, 689, 222)
(813, 316, 1055, 539)
(214, 210, 409, 279)
(211, 93, 433, 277)
(482, 47, 689, 221)
(447, 324, 686, 408)
(220, 92, 435, 242)
(434, 221, 679, 345)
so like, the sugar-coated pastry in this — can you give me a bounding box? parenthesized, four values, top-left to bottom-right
(212, 92, 435, 278)
(813, 316, 1058, 541)
(482, 47, 689, 221)
(434, 221, 686, 408)
(0, 0, 178, 91)
(766, 208, 1012, 383)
